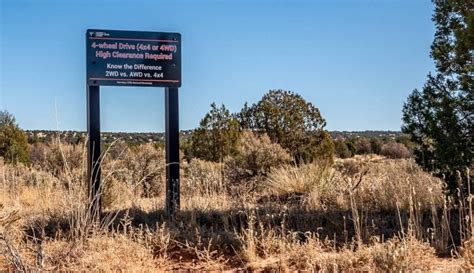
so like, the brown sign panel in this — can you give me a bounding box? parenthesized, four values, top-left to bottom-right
(86, 29, 181, 87)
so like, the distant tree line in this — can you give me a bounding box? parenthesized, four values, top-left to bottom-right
(26, 129, 403, 147)
(2, 102, 411, 169)
(185, 89, 416, 164)
(26, 130, 173, 146)
(333, 135, 413, 159)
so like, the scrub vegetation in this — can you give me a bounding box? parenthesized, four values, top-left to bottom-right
(0, 135, 472, 271)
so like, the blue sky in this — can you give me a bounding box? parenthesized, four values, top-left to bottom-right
(1, 0, 435, 132)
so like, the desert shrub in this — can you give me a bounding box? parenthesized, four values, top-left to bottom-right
(182, 158, 224, 196)
(0, 147, 467, 271)
(369, 138, 382, 154)
(108, 143, 165, 198)
(345, 139, 356, 156)
(334, 138, 352, 158)
(0, 155, 83, 217)
(103, 139, 130, 160)
(303, 131, 335, 163)
(29, 142, 45, 163)
(29, 140, 84, 176)
(0, 111, 29, 164)
(101, 177, 133, 209)
(236, 218, 359, 271)
(355, 137, 372, 154)
(224, 130, 292, 183)
(283, 236, 358, 271)
(395, 134, 416, 152)
(380, 142, 411, 159)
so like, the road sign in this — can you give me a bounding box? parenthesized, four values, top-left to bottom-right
(87, 29, 181, 87)
(86, 29, 181, 219)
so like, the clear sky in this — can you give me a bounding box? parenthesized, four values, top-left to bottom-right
(1, 0, 435, 132)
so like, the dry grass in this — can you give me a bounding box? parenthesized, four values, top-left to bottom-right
(0, 142, 471, 271)
(461, 236, 474, 269)
(265, 161, 333, 197)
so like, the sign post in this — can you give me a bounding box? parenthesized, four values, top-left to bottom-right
(86, 29, 182, 217)
(165, 87, 180, 215)
(87, 84, 101, 218)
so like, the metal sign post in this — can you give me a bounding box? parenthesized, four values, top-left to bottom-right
(86, 29, 182, 218)
(165, 87, 180, 215)
(87, 85, 101, 217)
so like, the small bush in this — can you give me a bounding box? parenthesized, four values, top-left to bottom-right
(334, 139, 352, 158)
(370, 138, 382, 154)
(225, 131, 291, 183)
(355, 137, 372, 154)
(108, 143, 165, 198)
(29, 141, 84, 176)
(380, 142, 411, 159)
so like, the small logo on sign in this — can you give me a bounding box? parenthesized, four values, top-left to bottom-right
(89, 32, 95, 36)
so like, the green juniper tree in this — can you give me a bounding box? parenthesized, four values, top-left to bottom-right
(239, 90, 334, 163)
(0, 111, 29, 164)
(190, 103, 240, 162)
(334, 138, 352, 159)
(402, 0, 473, 192)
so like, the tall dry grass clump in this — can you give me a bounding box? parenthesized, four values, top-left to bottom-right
(261, 155, 456, 254)
(337, 157, 446, 210)
(182, 158, 224, 197)
(234, 210, 441, 271)
(263, 156, 445, 211)
(265, 162, 335, 207)
(181, 158, 232, 211)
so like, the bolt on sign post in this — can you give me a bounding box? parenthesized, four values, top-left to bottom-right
(86, 29, 181, 218)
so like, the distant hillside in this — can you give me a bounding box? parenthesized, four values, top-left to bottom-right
(26, 130, 403, 145)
